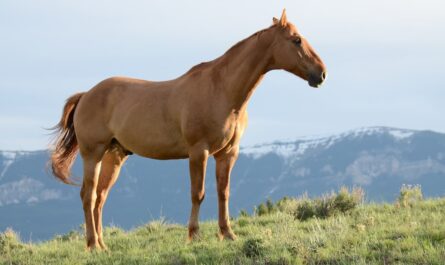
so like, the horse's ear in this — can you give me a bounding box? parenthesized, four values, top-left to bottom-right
(279, 8, 287, 27)
(272, 17, 279, 25)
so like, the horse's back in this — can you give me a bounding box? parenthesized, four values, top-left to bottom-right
(73, 77, 153, 142)
(74, 76, 189, 158)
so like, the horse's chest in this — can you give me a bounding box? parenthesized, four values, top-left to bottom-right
(182, 110, 241, 153)
(207, 121, 238, 153)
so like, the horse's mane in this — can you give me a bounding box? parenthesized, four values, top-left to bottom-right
(223, 28, 270, 57)
(185, 62, 213, 75)
(185, 26, 274, 75)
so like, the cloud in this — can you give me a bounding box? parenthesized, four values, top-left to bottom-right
(0, 0, 444, 150)
(0, 178, 62, 206)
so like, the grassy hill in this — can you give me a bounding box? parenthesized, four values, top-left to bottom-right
(1, 187, 445, 265)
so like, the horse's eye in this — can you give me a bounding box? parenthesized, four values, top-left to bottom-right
(293, 37, 302, 46)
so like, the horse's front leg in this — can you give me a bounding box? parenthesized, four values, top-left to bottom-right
(187, 146, 209, 241)
(214, 146, 239, 240)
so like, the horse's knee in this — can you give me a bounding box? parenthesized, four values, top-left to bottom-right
(94, 190, 108, 209)
(82, 197, 96, 209)
(192, 190, 205, 205)
(97, 190, 106, 202)
(81, 188, 97, 211)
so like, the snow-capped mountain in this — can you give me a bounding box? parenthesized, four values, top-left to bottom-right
(1, 127, 445, 241)
(242, 127, 416, 159)
(239, 127, 445, 199)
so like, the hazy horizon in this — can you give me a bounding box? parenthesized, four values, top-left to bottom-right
(1, 0, 444, 150)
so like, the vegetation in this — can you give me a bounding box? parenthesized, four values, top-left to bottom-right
(1, 187, 445, 265)
(396, 184, 423, 208)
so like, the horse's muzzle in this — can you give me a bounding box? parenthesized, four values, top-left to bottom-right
(308, 71, 327, 88)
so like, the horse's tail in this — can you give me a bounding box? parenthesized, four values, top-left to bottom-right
(49, 92, 85, 185)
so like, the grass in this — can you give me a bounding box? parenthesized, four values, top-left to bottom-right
(1, 187, 445, 265)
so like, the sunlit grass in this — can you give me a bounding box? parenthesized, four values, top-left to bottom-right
(1, 190, 445, 265)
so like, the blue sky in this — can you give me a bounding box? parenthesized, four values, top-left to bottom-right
(0, 0, 444, 150)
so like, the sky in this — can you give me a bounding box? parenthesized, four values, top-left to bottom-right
(0, 0, 444, 150)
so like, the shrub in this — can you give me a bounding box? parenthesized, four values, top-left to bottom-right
(0, 228, 22, 255)
(253, 187, 363, 220)
(254, 198, 277, 216)
(295, 187, 364, 221)
(276, 196, 299, 215)
(266, 198, 276, 213)
(397, 184, 423, 208)
(255, 203, 269, 216)
(333, 186, 364, 212)
(242, 238, 266, 258)
(295, 198, 317, 221)
(239, 209, 249, 217)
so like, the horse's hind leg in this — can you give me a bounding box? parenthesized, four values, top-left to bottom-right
(94, 148, 128, 250)
(79, 144, 107, 250)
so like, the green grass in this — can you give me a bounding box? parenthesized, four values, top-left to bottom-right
(1, 192, 445, 264)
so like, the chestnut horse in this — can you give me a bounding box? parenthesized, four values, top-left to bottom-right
(50, 10, 326, 250)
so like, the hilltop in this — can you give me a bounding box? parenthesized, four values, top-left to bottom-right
(1, 188, 445, 265)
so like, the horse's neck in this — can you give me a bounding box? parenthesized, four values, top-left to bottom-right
(214, 32, 273, 112)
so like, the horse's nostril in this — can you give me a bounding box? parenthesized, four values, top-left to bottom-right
(321, 71, 327, 81)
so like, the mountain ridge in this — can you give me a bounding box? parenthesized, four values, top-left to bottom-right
(1, 126, 445, 240)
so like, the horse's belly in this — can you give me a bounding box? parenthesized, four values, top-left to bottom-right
(114, 126, 189, 160)
(109, 97, 190, 159)
(134, 144, 189, 160)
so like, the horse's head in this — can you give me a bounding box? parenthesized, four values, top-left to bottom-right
(268, 9, 327, 88)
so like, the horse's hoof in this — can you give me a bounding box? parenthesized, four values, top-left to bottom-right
(86, 243, 101, 252)
(99, 241, 109, 251)
(218, 229, 238, 241)
(187, 226, 200, 242)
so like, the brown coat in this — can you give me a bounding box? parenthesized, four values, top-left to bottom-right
(50, 9, 326, 250)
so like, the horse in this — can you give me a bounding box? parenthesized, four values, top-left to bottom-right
(50, 9, 326, 250)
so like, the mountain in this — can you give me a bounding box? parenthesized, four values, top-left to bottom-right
(1, 126, 445, 241)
